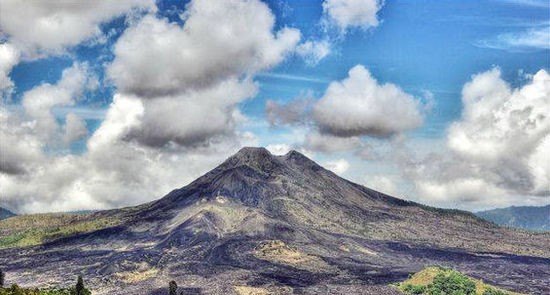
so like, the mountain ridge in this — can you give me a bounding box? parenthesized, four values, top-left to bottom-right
(476, 204, 550, 231)
(1, 147, 549, 294)
(0, 207, 16, 220)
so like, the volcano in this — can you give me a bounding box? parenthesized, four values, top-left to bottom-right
(1, 147, 549, 294)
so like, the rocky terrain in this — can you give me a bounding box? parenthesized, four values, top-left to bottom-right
(476, 205, 550, 232)
(0, 147, 549, 294)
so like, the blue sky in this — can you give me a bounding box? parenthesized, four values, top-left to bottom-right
(0, 0, 549, 213)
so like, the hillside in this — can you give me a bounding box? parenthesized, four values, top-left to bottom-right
(0, 207, 16, 220)
(0, 148, 548, 294)
(476, 205, 550, 231)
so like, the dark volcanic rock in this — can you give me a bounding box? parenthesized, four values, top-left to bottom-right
(1, 147, 549, 294)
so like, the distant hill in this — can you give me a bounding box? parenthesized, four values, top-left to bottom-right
(476, 205, 550, 231)
(0, 207, 16, 220)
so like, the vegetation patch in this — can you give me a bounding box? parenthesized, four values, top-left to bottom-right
(397, 266, 519, 295)
(0, 213, 120, 249)
(0, 275, 91, 295)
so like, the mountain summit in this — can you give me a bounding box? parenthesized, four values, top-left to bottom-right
(1, 147, 549, 294)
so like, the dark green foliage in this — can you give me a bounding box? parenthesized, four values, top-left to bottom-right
(426, 271, 476, 295)
(482, 288, 507, 295)
(402, 284, 426, 294)
(169, 281, 177, 295)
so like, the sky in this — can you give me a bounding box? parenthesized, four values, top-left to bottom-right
(0, 0, 549, 214)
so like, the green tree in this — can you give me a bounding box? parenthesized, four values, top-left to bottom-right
(72, 276, 90, 295)
(75, 276, 84, 295)
(169, 281, 177, 295)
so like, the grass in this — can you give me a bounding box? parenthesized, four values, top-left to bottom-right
(0, 213, 120, 249)
(397, 266, 520, 295)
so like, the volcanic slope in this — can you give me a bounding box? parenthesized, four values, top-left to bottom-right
(1, 147, 548, 294)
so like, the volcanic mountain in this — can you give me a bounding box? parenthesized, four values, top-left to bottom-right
(1, 147, 549, 294)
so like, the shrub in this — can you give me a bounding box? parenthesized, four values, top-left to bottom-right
(169, 281, 177, 295)
(426, 271, 476, 295)
(402, 283, 427, 294)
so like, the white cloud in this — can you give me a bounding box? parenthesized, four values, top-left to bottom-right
(125, 78, 257, 147)
(105, 0, 301, 147)
(324, 158, 350, 175)
(313, 65, 424, 137)
(266, 144, 292, 155)
(0, 108, 43, 175)
(296, 40, 331, 65)
(0, 0, 155, 56)
(323, 0, 384, 31)
(363, 174, 399, 196)
(108, 1, 300, 97)
(304, 132, 362, 153)
(0, 43, 20, 92)
(63, 113, 88, 144)
(0, 91, 258, 213)
(408, 68, 550, 209)
(21, 62, 91, 142)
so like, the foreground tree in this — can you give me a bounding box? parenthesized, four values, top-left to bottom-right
(0, 269, 4, 287)
(73, 275, 91, 295)
(169, 281, 177, 295)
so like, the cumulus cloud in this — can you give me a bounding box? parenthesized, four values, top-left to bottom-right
(313, 65, 424, 137)
(125, 78, 257, 147)
(323, 0, 384, 31)
(0, 109, 43, 175)
(106, 0, 301, 147)
(408, 68, 550, 208)
(0, 43, 20, 92)
(21, 62, 92, 142)
(0, 0, 155, 56)
(108, 1, 300, 97)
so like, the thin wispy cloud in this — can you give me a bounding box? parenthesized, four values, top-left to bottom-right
(475, 26, 550, 51)
(257, 72, 329, 84)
